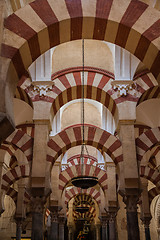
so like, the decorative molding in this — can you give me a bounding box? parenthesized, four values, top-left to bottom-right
(112, 80, 136, 96)
(51, 66, 115, 80)
(32, 81, 54, 97)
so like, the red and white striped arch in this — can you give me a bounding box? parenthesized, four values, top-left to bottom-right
(134, 124, 151, 138)
(135, 71, 158, 105)
(148, 187, 160, 203)
(140, 166, 160, 189)
(0, 142, 17, 160)
(137, 86, 160, 106)
(2, 0, 160, 84)
(16, 124, 35, 138)
(9, 155, 18, 169)
(47, 124, 123, 169)
(15, 86, 33, 108)
(5, 128, 33, 162)
(140, 145, 160, 168)
(65, 187, 101, 204)
(6, 187, 31, 205)
(1, 164, 30, 192)
(67, 155, 98, 167)
(145, 145, 160, 169)
(51, 70, 117, 118)
(6, 187, 17, 204)
(18, 67, 118, 119)
(59, 164, 107, 192)
(136, 127, 160, 162)
(18, 68, 158, 119)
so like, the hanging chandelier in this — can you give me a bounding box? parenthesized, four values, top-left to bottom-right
(71, 40, 98, 189)
(75, 205, 90, 214)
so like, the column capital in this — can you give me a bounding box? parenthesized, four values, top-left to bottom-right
(14, 217, 23, 225)
(123, 194, 139, 212)
(140, 215, 152, 228)
(99, 215, 109, 226)
(95, 223, 101, 229)
(49, 205, 62, 222)
(30, 196, 46, 214)
(50, 211, 58, 222)
(58, 215, 66, 225)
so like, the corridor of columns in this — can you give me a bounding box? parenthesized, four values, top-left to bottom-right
(0, 0, 160, 239)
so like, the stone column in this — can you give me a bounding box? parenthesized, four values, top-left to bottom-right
(15, 219, 22, 240)
(140, 179, 152, 240)
(100, 215, 109, 240)
(141, 217, 151, 240)
(31, 196, 45, 240)
(0, 2, 15, 142)
(68, 225, 74, 240)
(108, 214, 117, 240)
(95, 224, 101, 240)
(58, 216, 66, 240)
(49, 211, 59, 240)
(124, 195, 140, 240)
(15, 179, 26, 240)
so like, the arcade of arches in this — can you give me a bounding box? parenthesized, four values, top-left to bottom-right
(1, 0, 160, 240)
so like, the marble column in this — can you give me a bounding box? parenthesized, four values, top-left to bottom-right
(58, 216, 66, 240)
(31, 197, 45, 240)
(49, 212, 59, 240)
(15, 219, 22, 240)
(140, 179, 152, 240)
(100, 216, 109, 240)
(95, 224, 101, 240)
(124, 195, 140, 240)
(141, 217, 151, 240)
(108, 212, 117, 240)
(68, 225, 74, 240)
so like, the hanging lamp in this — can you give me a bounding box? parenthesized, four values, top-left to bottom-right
(71, 40, 98, 189)
(75, 205, 89, 213)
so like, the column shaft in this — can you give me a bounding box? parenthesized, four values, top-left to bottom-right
(16, 222, 22, 240)
(59, 223, 64, 240)
(145, 227, 151, 240)
(49, 221, 58, 240)
(31, 197, 45, 240)
(31, 212, 44, 240)
(96, 224, 101, 240)
(124, 195, 140, 240)
(102, 225, 106, 240)
(126, 211, 140, 240)
(109, 219, 117, 240)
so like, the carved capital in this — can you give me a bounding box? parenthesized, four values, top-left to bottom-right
(15, 217, 23, 226)
(123, 195, 139, 212)
(99, 215, 109, 226)
(58, 216, 66, 225)
(141, 215, 152, 228)
(32, 81, 54, 97)
(49, 205, 62, 223)
(30, 196, 46, 214)
(50, 212, 58, 222)
(112, 80, 136, 96)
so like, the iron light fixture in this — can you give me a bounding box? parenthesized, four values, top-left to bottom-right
(71, 40, 98, 189)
